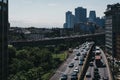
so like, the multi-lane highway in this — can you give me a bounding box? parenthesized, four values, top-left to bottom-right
(50, 43, 111, 80)
(50, 42, 93, 80)
(85, 46, 109, 80)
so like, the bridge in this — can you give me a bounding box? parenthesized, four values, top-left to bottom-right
(9, 33, 105, 47)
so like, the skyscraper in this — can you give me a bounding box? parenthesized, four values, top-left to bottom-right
(105, 3, 120, 59)
(75, 7, 87, 23)
(88, 11, 96, 22)
(68, 14, 75, 28)
(65, 11, 75, 28)
(0, 0, 9, 80)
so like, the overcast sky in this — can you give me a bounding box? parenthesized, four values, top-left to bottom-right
(9, 0, 120, 28)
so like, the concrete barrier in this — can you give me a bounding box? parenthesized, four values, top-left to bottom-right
(78, 44, 94, 80)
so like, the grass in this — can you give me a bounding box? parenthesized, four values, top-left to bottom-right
(41, 70, 53, 80)
(52, 51, 68, 61)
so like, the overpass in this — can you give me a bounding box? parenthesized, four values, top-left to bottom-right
(9, 33, 105, 48)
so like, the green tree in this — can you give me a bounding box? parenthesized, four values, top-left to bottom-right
(10, 58, 34, 74)
(8, 45, 16, 62)
(27, 67, 43, 80)
(16, 49, 29, 60)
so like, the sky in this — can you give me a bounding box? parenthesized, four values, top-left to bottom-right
(9, 0, 120, 28)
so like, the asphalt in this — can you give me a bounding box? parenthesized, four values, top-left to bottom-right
(50, 42, 92, 80)
(85, 47, 109, 80)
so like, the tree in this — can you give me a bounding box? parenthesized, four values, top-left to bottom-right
(9, 58, 34, 74)
(8, 45, 16, 63)
(16, 49, 29, 59)
(27, 67, 43, 80)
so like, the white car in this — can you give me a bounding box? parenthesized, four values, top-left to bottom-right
(74, 56, 78, 60)
(74, 67, 79, 73)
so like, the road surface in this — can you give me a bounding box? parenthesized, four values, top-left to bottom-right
(50, 42, 92, 80)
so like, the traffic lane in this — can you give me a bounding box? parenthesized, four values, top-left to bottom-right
(100, 48, 112, 80)
(98, 67, 108, 79)
(66, 59, 80, 80)
(50, 51, 75, 80)
(99, 49, 109, 79)
(67, 60, 83, 80)
(85, 66, 94, 80)
(66, 54, 84, 80)
(58, 54, 79, 80)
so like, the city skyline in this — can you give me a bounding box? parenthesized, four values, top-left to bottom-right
(10, 0, 120, 28)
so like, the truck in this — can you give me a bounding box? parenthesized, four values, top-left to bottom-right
(95, 55, 102, 67)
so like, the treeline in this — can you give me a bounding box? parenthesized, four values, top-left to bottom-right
(8, 44, 68, 80)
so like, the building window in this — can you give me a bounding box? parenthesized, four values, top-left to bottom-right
(3, 6, 6, 11)
(3, 0, 7, 3)
(0, 6, 1, 10)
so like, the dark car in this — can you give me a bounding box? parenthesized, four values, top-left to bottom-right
(79, 61, 83, 65)
(82, 53, 86, 58)
(71, 72, 77, 80)
(80, 56, 84, 61)
(94, 74, 100, 79)
(69, 63, 74, 68)
(102, 63, 106, 67)
(89, 62, 94, 66)
(90, 57, 95, 61)
(94, 67, 98, 71)
(76, 53, 80, 56)
(60, 74, 67, 80)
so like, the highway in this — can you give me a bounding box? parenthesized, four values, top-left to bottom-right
(50, 42, 93, 80)
(85, 47, 109, 80)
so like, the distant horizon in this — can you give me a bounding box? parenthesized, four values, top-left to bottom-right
(9, 0, 120, 28)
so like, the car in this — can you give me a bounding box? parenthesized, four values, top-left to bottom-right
(79, 61, 83, 65)
(74, 56, 78, 60)
(94, 74, 100, 79)
(73, 67, 79, 73)
(75, 66, 79, 70)
(94, 67, 98, 71)
(92, 78, 99, 80)
(90, 57, 95, 61)
(80, 56, 84, 61)
(86, 72, 91, 78)
(102, 63, 106, 67)
(69, 63, 74, 68)
(60, 74, 67, 80)
(94, 71, 99, 75)
(81, 52, 86, 58)
(71, 72, 78, 80)
(96, 46, 100, 50)
(76, 47, 79, 49)
(95, 50, 101, 55)
(89, 62, 94, 66)
(86, 47, 89, 51)
(102, 77, 109, 80)
(76, 53, 80, 56)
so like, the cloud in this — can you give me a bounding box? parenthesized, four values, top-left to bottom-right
(48, 3, 57, 7)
